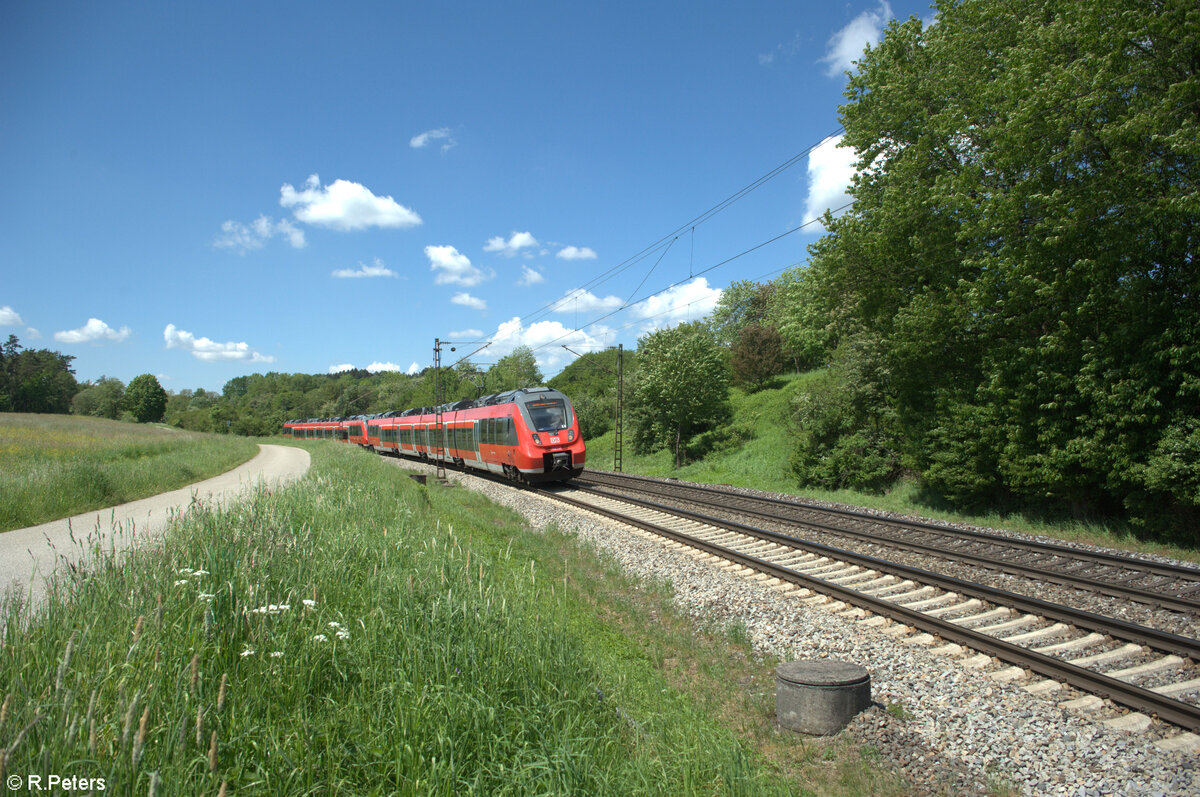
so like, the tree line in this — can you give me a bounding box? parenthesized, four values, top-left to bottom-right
(1, 334, 168, 422)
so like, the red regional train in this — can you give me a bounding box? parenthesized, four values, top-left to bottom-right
(282, 386, 585, 483)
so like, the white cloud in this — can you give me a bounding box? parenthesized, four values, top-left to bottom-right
(329, 363, 356, 373)
(630, 278, 723, 330)
(410, 127, 457, 152)
(0, 306, 23, 326)
(163, 324, 275, 363)
(406, 361, 421, 375)
(54, 318, 132, 344)
(484, 231, 538, 257)
(280, 174, 422, 231)
(553, 288, 622, 314)
(517, 265, 544, 286)
(367, 361, 401, 373)
(488, 316, 613, 374)
(24, 327, 40, 340)
(449, 328, 484, 339)
(804, 134, 858, 228)
(332, 258, 398, 279)
(556, 245, 597, 261)
(451, 292, 487, 310)
(820, 2, 892, 78)
(214, 215, 305, 253)
(427, 245, 489, 287)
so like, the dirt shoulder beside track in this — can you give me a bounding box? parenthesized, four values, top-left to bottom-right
(0, 443, 310, 613)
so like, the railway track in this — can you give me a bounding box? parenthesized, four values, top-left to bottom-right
(575, 471, 1200, 616)
(537, 475, 1200, 737)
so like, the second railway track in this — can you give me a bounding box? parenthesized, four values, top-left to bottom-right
(575, 471, 1200, 618)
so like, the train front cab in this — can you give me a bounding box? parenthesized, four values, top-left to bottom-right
(509, 388, 585, 483)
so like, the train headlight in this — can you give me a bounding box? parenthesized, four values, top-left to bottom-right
(532, 433, 543, 445)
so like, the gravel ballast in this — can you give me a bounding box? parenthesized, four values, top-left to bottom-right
(403, 461, 1200, 796)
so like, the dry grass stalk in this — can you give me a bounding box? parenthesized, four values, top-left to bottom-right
(0, 693, 9, 733)
(208, 729, 218, 771)
(121, 690, 140, 751)
(132, 615, 145, 644)
(217, 673, 227, 714)
(54, 630, 77, 697)
(195, 705, 204, 748)
(190, 653, 200, 695)
(132, 705, 149, 768)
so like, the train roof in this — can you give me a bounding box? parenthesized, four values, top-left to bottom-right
(284, 388, 567, 427)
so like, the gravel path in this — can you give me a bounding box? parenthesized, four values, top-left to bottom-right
(0, 444, 311, 615)
(403, 461, 1200, 796)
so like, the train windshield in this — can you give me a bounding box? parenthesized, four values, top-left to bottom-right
(527, 399, 568, 432)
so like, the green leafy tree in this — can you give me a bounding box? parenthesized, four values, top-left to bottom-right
(71, 377, 126, 419)
(765, 266, 839, 372)
(125, 374, 168, 423)
(629, 322, 729, 467)
(708, 280, 777, 348)
(2, 336, 78, 414)
(484, 346, 544, 394)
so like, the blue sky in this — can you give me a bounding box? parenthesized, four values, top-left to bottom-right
(1, 1, 932, 393)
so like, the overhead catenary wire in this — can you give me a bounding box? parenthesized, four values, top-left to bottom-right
(524, 201, 853, 357)
(516, 129, 845, 327)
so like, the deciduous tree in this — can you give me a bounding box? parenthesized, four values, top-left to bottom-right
(125, 374, 168, 423)
(630, 322, 729, 467)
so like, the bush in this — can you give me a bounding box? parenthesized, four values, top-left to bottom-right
(788, 368, 900, 493)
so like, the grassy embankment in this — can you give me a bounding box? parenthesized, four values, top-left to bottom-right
(0, 413, 259, 533)
(0, 441, 903, 795)
(585, 372, 1200, 565)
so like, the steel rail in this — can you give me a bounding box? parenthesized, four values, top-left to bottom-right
(576, 472, 1200, 614)
(543, 487, 1200, 731)
(580, 471, 1200, 583)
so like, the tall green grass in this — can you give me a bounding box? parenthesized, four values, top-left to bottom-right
(0, 443, 818, 794)
(0, 413, 258, 532)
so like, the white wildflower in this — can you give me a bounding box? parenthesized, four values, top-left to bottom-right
(197, 593, 215, 602)
(239, 648, 255, 658)
(335, 630, 350, 640)
(270, 651, 283, 659)
(301, 599, 316, 609)
(312, 634, 328, 642)
(177, 568, 193, 575)
(174, 580, 190, 586)
(327, 621, 342, 629)
(192, 569, 210, 577)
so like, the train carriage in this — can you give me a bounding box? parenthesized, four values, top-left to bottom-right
(281, 386, 585, 483)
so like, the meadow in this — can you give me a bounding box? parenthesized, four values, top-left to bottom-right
(0, 414, 258, 532)
(584, 374, 1200, 565)
(0, 441, 903, 795)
